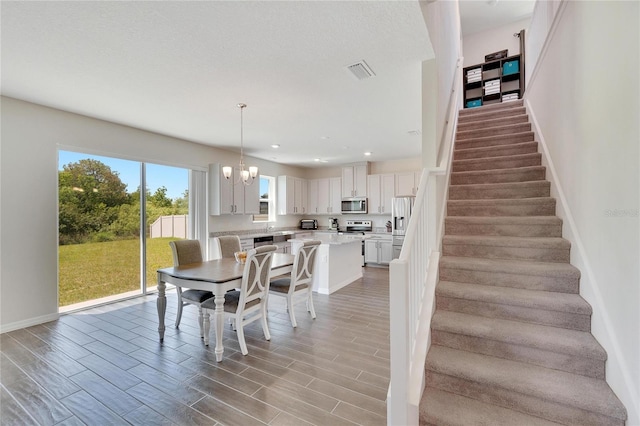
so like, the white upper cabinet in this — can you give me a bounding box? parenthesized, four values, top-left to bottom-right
(341, 163, 369, 198)
(395, 171, 420, 197)
(313, 177, 341, 215)
(277, 176, 307, 215)
(368, 174, 395, 214)
(209, 163, 260, 215)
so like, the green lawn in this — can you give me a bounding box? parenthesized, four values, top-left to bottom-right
(58, 237, 179, 306)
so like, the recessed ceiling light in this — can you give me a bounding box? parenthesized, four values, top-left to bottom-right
(271, 144, 280, 148)
(314, 158, 321, 162)
(364, 152, 372, 156)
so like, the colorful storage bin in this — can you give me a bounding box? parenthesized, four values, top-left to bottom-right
(466, 99, 482, 108)
(503, 60, 520, 76)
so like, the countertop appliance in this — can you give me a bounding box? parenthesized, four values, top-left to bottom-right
(391, 196, 415, 260)
(340, 220, 372, 266)
(341, 197, 367, 214)
(328, 217, 339, 231)
(300, 219, 318, 230)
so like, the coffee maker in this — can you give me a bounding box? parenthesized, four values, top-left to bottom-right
(328, 217, 339, 231)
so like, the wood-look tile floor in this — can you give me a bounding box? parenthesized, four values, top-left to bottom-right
(0, 267, 390, 425)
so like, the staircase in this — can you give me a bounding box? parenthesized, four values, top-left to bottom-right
(419, 100, 628, 425)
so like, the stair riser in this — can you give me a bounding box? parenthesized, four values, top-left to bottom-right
(457, 123, 532, 141)
(458, 107, 526, 123)
(445, 222, 562, 237)
(457, 114, 529, 131)
(431, 330, 604, 379)
(451, 168, 546, 185)
(449, 183, 551, 200)
(447, 200, 557, 217)
(425, 370, 623, 426)
(459, 100, 524, 117)
(442, 243, 570, 263)
(453, 154, 542, 172)
(438, 267, 579, 293)
(454, 142, 538, 160)
(436, 295, 591, 332)
(455, 132, 534, 150)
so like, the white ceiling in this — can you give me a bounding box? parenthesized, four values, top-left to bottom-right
(459, 0, 535, 36)
(1, 1, 533, 168)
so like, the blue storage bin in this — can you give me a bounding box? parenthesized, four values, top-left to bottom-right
(503, 60, 519, 76)
(466, 99, 482, 108)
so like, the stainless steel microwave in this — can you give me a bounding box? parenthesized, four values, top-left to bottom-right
(341, 198, 367, 214)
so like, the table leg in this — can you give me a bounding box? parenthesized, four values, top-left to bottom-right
(157, 273, 166, 342)
(214, 294, 225, 362)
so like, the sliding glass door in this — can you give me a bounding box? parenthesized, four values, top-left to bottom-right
(58, 150, 189, 310)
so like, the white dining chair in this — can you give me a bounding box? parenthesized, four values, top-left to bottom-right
(268, 240, 321, 327)
(201, 245, 277, 355)
(211, 235, 241, 260)
(169, 240, 212, 336)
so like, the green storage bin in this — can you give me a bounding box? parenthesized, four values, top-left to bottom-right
(466, 99, 482, 108)
(503, 60, 519, 76)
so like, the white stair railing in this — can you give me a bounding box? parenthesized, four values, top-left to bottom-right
(387, 58, 462, 426)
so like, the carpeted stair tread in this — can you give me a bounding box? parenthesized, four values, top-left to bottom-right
(456, 122, 532, 141)
(440, 256, 580, 280)
(436, 280, 591, 315)
(431, 311, 606, 361)
(446, 216, 562, 237)
(458, 100, 524, 117)
(452, 152, 542, 172)
(457, 105, 527, 123)
(447, 197, 557, 217)
(420, 388, 563, 426)
(455, 131, 535, 150)
(443, 235, 571, 250)
(453, 141, 539, 160)
(449, 180, 550, 200)
(451, 166, 546, 185)
(457, 114, 529, 131)
(426, 346, 627, 422)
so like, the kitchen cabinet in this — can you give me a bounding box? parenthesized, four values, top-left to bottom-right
(277, 176, 307, 215)
(368, 174, 395, 215)
(209, 163, 260, 215)
(365, 235, 393, 265)
(310, 177, 341, 215)
(307, 179, 319, 214)
(395, 171, 420, 197)
(342, 163, 369, 198)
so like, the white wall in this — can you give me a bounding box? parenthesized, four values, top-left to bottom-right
(462, 18, 531, 68)
(525, 2, 639, 423)
(0, 96, 303, 330)
(422, 0, 463, 162)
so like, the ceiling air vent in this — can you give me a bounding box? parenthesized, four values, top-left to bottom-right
(347, 60, 376, 80)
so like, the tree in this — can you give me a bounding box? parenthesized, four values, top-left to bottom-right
(58, 159, 131, 244)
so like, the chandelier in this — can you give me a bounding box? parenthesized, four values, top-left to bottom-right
(222, 103, 258, 185)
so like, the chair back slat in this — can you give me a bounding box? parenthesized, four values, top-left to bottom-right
(239, 245, 277, 310)
(292, 240, 321, 291)
(169, 240, 203, 266)
(213, 235, 241, 259)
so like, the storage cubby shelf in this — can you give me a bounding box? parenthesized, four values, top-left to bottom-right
(463, 54, 524, 109)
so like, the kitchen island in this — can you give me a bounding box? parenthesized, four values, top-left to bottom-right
(290, 233, 364, 294)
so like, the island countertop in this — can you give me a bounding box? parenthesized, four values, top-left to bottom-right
(289, 233, 368, 245)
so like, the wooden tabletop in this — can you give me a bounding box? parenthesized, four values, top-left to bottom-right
(157, 253, 295, 284)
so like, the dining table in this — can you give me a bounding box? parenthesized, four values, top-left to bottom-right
(156, 252, 295, 361)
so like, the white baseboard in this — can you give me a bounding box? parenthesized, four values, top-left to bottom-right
(0, 313, 60, 334)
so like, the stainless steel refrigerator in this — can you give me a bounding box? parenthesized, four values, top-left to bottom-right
(391, 196, 415, 259)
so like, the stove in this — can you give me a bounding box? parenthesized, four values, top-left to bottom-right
(344, 220, 372, 233)
(341, 220, 371, 266)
